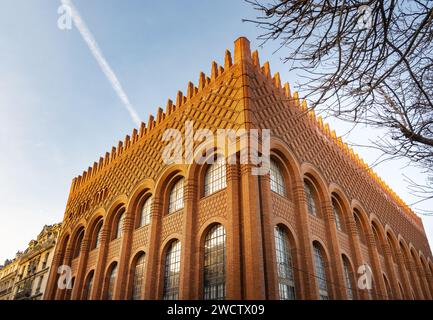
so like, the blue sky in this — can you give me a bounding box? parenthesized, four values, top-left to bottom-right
(0, 0, 431, 263)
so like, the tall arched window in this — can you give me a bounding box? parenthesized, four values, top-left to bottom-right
(331, 199, 343, 232)
(113, 211, 125, 240)
(204, 159, 227, 196)
(92, 220, 103, 250)
(83, 271, 94, 300)
(73, 229, 85, 259)
(140, 197, 152, 227)
(131, 253, 146, 300)
(354, 212, 365, 244)
(313, 242, 329, 300)
(304, 180, 317, 216)
(342, 256, 354, 300)
(168, 179, 184, 214)
(106, 263, 118, 300)
(274, 226, 296, 300)
(372, 225, 383, 256)
(270, 159, 286, 196)
(163, 240, 181, 300)
(203, 224, 226, 300)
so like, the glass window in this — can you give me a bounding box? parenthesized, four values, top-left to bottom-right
(204, 159, 227, 196)
(132, 254, 146, 300)
(354, 213, 365, 244)
(304, 181, 317, 216)
(163, 240, 181, 300)
(313, 243, 329, 300)
(342, 257, 353, 300)
(203, 224, 226, 300)
(168, 179, 184, 214)
(274, 226, 296, 300)
(73, 230, 84, 259)
(83, 271, 94, 300)
(107, 264, 117, 300)
(114, 212, 124, 239)
(93, 221, 103, 249)
(140, 197, 152, 227)
(332, 200, 343, 231)
(270, 159, 286, 196)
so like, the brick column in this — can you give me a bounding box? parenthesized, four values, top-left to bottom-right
(258, 173, 279, 299)
(292, 180, 317, 299)
(71, 236, 90, 299)
(382, 243, 402, 299)
(143, 196, 163, 299)
(114, 212, 134, 299)
(406, 256, 425, 299)
(179, 178, 197, 299)
(225, 163, 242, 299)
(56, 244, 73, 300)
(239, 163, 266, 299)
(321, 199, 346, 299)
(365, 231, 387, 299)
(415, 262, 432, 300)
(422, 264, 433, 299)
(395, 250, 412, 299)
(90, 227, 110, 299)
(345, 216, 369, 299)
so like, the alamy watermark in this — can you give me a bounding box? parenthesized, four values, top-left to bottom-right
(162, 121, 271, 176)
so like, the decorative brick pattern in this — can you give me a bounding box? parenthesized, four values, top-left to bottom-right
(198, 190, 227, 228)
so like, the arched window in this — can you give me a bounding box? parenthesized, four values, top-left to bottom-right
(163, 240, 181, 300)
(274, 226, 296, 300)
(313, 242, 329, 300)
(168, 179, 184, 214)
(140, 197, 152, 227)
(372, 225, 383, 256)
(106, 263, 118, 300)
(65, 277, 75, 300)
(304, 180, 317, 216)
(92, 220, 103, 250)
(73, 229, 85, 259)
(342, 256, 354, 300)
(203, 224, 226, 300)
(204, 159, 227, 196)
(331, 199, 343, 232)
(270, 159, 286, 196)
(113, 211, 125, 240)
(131, 253, 146, 300)
(83, 271, 94, 300)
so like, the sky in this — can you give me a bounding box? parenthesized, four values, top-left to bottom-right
(0, 0, 432, 263)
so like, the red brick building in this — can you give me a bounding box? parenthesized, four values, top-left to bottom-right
(45, 37, 433, 300)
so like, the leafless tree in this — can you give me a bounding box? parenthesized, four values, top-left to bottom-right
(244, 0, 433, 213)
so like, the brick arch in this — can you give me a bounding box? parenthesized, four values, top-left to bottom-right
(158, 236, 182, 299)
(311, 239, 334, 299)
(274, 222, 303, 299)
(102, 261, 118, 300)
(398, 237, 421, 299)
(370, 218, 386, 256)
(419, 254, 433, 296)
(351, 203, 370, 245)
(82, 269, 95, 300)
(329, 183, 351, 221)
(105, 199, 127, 241)
(87, 210, 105, 251)
(341, 253, 357, 300)
(154, 164, 187, 196)
(126, 250, 146, 300)
(127, 179, 155, 229)
(70, 225, 86, 261)
(270, 138, 302, 177)
(301, 162, 331, 207)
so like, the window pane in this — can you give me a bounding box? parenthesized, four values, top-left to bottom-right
(94, 222, 103, 249)
(274, 226, 296, 300)
(163, 240, 181, 300)
(304, 181, 317, 216)
(132, 254, 146, 300)
(313, 244, 329, 300)
(343, 258, 353, 300)
(270, 160, 286, 196)
(115, 213, 124, 239)
(204, 224, 226, 300)
(332, 201, 342, 231)
(83, 272, 94, 300)
(204, 159, 227, 196)
(140, 197, 152, 227)
(107, 264, 117, 300)
(169, 179, 184, 214)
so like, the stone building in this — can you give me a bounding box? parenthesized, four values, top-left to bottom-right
(0, 256, 20, 300)
(45, 37, 433, 300)
(13, 223, 61, 300)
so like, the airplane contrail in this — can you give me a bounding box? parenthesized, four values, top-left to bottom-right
(61, 0, 141, 127)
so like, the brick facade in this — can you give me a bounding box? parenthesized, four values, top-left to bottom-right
(45, 37, 433, 300)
